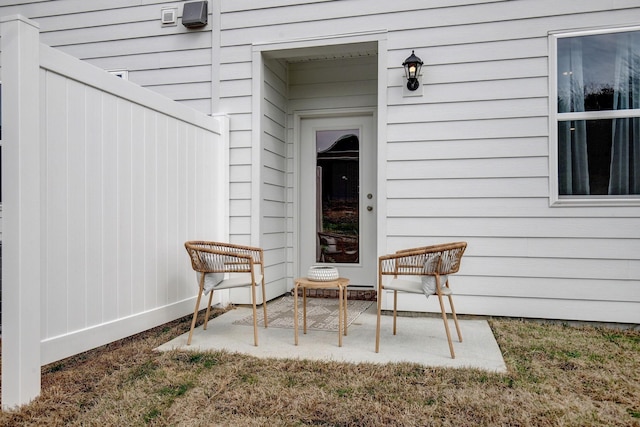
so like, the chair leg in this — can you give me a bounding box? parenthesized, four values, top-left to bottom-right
(251, 284, 259, 346)
(392, 290, 398, 335)
(261, 279, 268, 328)
(375, 285, 382, 353)
(203, 290, 214, 331)
(294, 281, 301, 346)
(187, 287, 204, 346)
(437, 293, 456, 359)
(448, 294, 462, 342)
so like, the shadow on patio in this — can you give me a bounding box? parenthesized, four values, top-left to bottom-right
(156, 296, 507, 373)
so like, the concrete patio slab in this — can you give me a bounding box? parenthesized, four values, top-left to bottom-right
(156, 299, 507, 373)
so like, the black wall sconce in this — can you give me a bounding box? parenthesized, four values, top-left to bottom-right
(402, 50, 423, 91)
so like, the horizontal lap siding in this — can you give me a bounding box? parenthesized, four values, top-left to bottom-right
(2, 0, 637, 322)
(262, 59, 288, 296)
(388, 198, 639, 218)
(386, 218, 640, 239)
(384, 4, 639, 321)
(219, 0, 640, 322)
(0, 1, 213, 113)
(226, 54, 288, 302)
(221, 44, 251, 249)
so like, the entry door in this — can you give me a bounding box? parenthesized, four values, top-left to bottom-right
(299, 114, 376, 286)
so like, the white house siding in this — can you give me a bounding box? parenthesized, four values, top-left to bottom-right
(0, 0, 213, 112)
(0, 0, 638, 323)
(260, 58, 288, 297)
(229, 56, 290, 302)
(217, 0, 640, 323)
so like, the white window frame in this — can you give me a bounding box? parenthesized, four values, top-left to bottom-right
(549, 25, 640, 207)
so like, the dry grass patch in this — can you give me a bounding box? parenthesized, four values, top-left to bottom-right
(1, 311, 639, 426)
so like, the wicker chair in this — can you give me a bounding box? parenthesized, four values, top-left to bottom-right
(375, 242, 467, 358)
(317, 231, 359, 263)
(184, 241, 268, 346)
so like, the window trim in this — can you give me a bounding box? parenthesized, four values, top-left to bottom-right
(548, 25, 640, 207)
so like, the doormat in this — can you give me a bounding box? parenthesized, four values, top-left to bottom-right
(232, 296, 373, 331)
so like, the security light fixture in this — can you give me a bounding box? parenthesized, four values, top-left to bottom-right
(402, 50, 423, 91)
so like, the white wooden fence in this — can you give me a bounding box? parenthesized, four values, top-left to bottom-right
(1, 15, 228, 408)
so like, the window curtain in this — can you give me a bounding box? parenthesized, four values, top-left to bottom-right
(609, 32, 640, 195)
(558, 38, 590, 195)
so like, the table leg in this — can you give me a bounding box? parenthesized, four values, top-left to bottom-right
(343, 285, 348, 336)
(338, 284, 343, 347)
(303, 287, 308, 334)
(294, 282, 299, 345)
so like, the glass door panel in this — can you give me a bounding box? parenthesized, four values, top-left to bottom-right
(315, 129, 359, 263)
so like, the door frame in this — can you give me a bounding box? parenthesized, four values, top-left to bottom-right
(293, 108, 379, 282)
(250, 31, 389, 293)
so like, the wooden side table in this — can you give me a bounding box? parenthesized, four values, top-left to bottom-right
(293, 277, 350, 347)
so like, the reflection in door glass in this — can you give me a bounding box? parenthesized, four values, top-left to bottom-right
(315, 129, 359, 263)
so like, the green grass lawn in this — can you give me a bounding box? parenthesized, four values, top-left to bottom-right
(1, 309, 638, 426)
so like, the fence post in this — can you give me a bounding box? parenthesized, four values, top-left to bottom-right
(1, 15, 42, 409)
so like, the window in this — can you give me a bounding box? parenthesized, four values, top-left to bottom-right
(550, 28, 640, 205)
